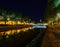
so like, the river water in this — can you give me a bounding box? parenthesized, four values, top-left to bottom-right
(0, 25, 47, 47)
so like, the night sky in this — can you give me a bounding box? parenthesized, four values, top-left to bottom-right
(0, 0, 47, 22)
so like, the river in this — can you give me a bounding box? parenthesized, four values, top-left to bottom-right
(0, 25, 47, 47)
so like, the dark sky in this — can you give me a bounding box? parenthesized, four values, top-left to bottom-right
(0, 0, 47, 22)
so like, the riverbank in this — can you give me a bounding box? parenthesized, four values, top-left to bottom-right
(0, 24, 33, 32)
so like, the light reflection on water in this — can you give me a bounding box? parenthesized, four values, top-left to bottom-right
(0, 27, 33, 36)
(32, 25, 47, 28)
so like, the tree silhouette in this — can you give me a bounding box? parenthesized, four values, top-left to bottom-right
(45, 0, 58, 22)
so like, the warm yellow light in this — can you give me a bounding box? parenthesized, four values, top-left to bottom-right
(17, 21, 22, 24)
(26, 23, 29, 25)
(21, 22, 24, 24)
(11, 30, 16, 34)
(5, 30, 11, 35)
(17, 30, 21, 33)
(6, 20, 13, 25)
(21, 28, 29, 32)
(0, 21, 5, 24)
(29, 27, 33, 29)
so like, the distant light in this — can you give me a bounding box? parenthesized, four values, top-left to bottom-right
(6, 36, 9, 38)
(42, 23, 48, 25)
(7, 18, 10, 20)
(57, 13, 60, 18)
(33, 25, 47, 28)
(29, 27, 33, 29)
(17, 30, 21, 33)
(40, 19, 42, 22)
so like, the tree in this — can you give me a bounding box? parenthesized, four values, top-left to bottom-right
(45, 0, 58, 22)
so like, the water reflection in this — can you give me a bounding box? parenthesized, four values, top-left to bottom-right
(0, 27, 33, 37)
(32, 25, 47, 28)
